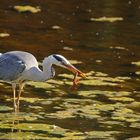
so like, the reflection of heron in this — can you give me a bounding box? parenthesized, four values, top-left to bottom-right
(0, 51, 85, 112)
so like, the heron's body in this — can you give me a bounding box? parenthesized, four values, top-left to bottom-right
(0, 51, 85, 112)
(0, 51, 55, 83)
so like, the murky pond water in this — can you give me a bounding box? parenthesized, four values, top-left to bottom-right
(0, 0, 140, 139)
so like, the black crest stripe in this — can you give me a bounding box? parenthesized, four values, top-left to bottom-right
(53, 55, 63, 62)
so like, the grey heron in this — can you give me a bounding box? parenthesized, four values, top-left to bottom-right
(0, 51, 85, 112)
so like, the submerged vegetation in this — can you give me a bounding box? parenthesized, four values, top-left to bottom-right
(0, 69, 140, 139)
(0, 0, 140, 139)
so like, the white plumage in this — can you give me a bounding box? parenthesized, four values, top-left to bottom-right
(0, 51, 85, 112)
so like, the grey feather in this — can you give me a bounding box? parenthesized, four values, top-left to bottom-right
(0, 53, 26, 81)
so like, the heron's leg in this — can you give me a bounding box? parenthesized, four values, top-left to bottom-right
(12, 83, 17, 112)
(16, 83, 24, 112)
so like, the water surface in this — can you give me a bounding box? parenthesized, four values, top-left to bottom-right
(0, 0, 140, 139)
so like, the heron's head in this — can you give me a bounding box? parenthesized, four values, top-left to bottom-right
(46, 54, 86, 78)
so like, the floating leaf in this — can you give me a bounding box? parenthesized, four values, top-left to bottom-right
(100, 120, 125, 127)
(127, 136, 140, 140)
(80, 79, 119, 86)
(0, 106, 13, 112)
(52, 25, 61, 30)
(0, 33, 10, 37)
(77, 90, 96, 97)
(95, 72, 108, 77)
(29, 105, 43, 110)
(127, 101, 140, 110)
(19, 97, 44, 103)
(135, 71, 140, 75)
(112, 108, 140, 122)
(47, 109, 76, 119)
(63, 46, 73, 51)
(130, 123, 140, 128)
(14, 5, 41, 13)
(28, 81, 55, 89)
(109, 97, 135, 102)
(131, 61, 140, 66)
(87, 131, 120, 139)
(24, 115, 38, 121)
(95, 60, 102, 63)
(90, 17, 123, 22)
(110, 46, 128, 50)
(58, 73, 74, 79)
(69, 60, 82, 65)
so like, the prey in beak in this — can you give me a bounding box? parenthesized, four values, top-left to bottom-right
(65, 64, 86, 89)
(52, 54, 86, 89)
(65, 64, 86, 78)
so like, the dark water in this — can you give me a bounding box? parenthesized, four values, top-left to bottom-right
(0, 0, 140, 139)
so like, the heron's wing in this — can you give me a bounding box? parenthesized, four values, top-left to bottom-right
(0, 54, 26, 81)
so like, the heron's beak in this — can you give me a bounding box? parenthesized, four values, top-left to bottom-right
(65, 64, 86, 78)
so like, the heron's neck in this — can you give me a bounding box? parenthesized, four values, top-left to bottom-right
(27, 60, 54, 82)
(42, 60, 55, 81)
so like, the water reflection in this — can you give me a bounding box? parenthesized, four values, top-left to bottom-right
(0, 0, 140, 139)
